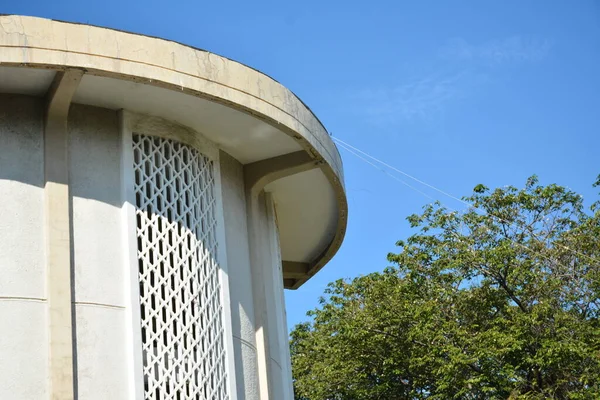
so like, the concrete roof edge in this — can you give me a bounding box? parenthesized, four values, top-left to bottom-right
(0, 14, 347, 288)
(0, 13, 339, 160)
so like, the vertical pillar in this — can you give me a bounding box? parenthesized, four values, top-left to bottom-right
(263, 195, 295, 400)
(217, 151, 253, 400)
(246, 192, 274, 400)
(119, 111, 145, 400)
(44, 69, 83, 400)
(244, 152, 318, 400)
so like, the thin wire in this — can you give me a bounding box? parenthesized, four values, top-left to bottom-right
(336, 141, 589, 275)
(333, 136, 470, 207)
(334, 136, 599, 267)
(335, 141, 436, 202)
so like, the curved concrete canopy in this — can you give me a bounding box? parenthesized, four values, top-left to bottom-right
(0, 15, 347, 289)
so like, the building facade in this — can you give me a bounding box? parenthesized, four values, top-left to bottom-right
(0, 15, 347, 400)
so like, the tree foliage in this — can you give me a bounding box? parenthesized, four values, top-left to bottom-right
(291, 176, 600, 399)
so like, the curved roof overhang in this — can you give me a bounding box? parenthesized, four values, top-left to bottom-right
(0, 15, 347, 289)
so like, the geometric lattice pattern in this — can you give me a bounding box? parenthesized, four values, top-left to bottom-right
(133, 134, 229, 400)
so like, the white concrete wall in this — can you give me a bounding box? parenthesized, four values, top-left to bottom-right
(0, 94, 47, 400)
(68, 104, 129, 399)
(0, 96, 294, 400)
(219, 151, 260, 400)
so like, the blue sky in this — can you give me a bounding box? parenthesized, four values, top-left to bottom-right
(6, 1, 600, 329)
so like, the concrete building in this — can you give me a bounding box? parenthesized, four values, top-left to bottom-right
(0, 15, 346, 400)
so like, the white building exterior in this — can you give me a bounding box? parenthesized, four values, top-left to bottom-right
(0, 15, 347, 400)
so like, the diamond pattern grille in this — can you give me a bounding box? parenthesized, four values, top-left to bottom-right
(133, 134, 228, 400)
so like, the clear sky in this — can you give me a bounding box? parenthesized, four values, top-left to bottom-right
(6, 0, 599, 330)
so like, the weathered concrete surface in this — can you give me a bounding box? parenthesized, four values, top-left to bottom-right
(0, 94, 47, 400)
(44, 69, 83, 400)
(0, 15, 347, 286)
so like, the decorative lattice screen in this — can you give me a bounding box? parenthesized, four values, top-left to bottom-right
(133, 134, 229, 400)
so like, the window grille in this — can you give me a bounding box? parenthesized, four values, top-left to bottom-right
(133, 134, 228, 400)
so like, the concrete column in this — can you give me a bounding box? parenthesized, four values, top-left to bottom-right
(244, 151, 319, 400)
(44, 69, 83, 400)
(219, 151, 260, 400)
(263, 195, 295, 400)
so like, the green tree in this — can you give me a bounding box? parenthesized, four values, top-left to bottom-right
(291, 176, 600, 399)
